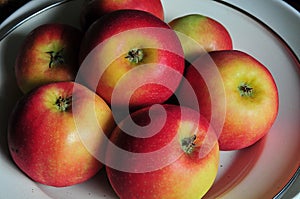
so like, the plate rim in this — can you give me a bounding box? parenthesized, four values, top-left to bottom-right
(215, 0, 300, 66)
(0, 0, 299, 198)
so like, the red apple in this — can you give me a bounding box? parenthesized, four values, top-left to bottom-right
(169, 14, 233, 61)
(80, 0, 164, 30)
(78, 9, 185, 109)
(7, 81, 115, 187)
(105, 104, 219, 198)
(15, 23, 83, 93)
(178, 50, 279, 150)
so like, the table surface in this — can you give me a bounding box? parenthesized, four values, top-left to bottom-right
(0, 1, 299, 199)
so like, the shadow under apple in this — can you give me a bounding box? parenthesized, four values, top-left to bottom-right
(204, 135, 267, 198)
(0, 32, 25, 163)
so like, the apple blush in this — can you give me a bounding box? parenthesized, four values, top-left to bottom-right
(179, 50, 279, 150)
(80, 0, 165, 30)
(14, 23, 83, 94)
(78, 9, 185, 109)
(169, 14, 233, 61)
(105, 104, 220, 199)
(7, 82, 115, 187)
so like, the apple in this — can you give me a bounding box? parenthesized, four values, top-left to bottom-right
(78, 9, 185, 109)
(169, 14, 233, 62)
(178, 50, 279, 150)
(15, 23, 83, 93)
(105, 104, 219, 199)
(80, 0, 164, 30)
(7, 81, 115, 187)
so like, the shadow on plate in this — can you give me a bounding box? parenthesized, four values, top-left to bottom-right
(0, 31, 25, 162)
(204, 135, 267, 198)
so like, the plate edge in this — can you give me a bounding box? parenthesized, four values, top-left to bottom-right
(0, 0, 72, 41)
(212, 1, 300, 198)
(213, 0, 300, 66)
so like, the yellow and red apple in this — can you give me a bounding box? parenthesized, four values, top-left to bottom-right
(7, 82, 115, 187)
(15, 23, 83, 93)
(78, 9, 185, 109)
(169, 14, 233, 61)
(179, 50, 279, 150)
(80, 0, 164, 29)
(105, 104, 219, 199)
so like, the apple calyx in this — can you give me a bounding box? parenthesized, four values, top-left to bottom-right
(125, 48, 144, 64)
(181, 134, 197, 154)
(55, 96, 72, 112)
(238, 83, 253, 97)
(46, 48, 65, 68)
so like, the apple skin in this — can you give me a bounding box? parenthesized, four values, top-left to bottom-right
(78, 9, 185, 109)
(106, 104, 219, 199)
(178, 50, 279, 150)
(80, 0, 164, 30)
(7, 81, 115, 187)
(15, 23, 83, 94)
(169, 14, 233, 61)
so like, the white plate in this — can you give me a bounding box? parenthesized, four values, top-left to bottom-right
(0, 0, 299, 198)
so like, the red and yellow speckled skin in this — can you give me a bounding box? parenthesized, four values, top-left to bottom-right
(79, 9, 185, 109)
(106, 105, 220, 199)
(7, 82, 115, 187)
(80, 0, 164, 30)
(169, 14, 233, 61)
(15, 23, 83, 93)
(179, 50, 279, 150)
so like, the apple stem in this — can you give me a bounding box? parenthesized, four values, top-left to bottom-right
(55, 96, 72, 112)
(46, 48, 65, 68)
(181, 134, 197, 154)
(238, 83, 253, 97)
(125, 48, 144, 64)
